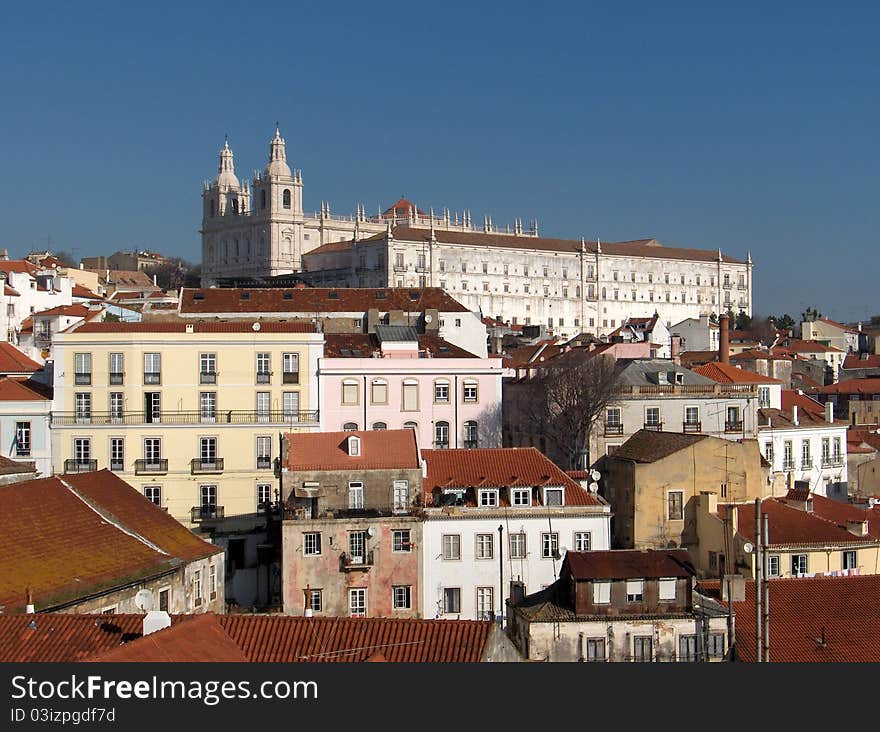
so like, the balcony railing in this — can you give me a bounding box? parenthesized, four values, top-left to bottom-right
(434, 441, 449, 449)
(256, 456, 272, 470)
(135, 459, 168, 475)
(191, 458, 224, 474)
(782, 460, 796, 472)
(199, 372, 217, 384)
(604, 423, 624, 436)
(823, 457, 845, 468)
(801, 459, 813, 469)
(74, 373, 91, 385)
(256, 372, 271, 384)
(282, 372, 299, 384)
(643, 422, 663, 431)
(393, 264, 407, 272)
(191, 505, 225, 523)
(109, 459, 124, 471)
(143, 372, 161, 385)
(463, 440, 479, 449)
(340, 551, 374, 571)
(51, 409, 320, 426)
(109, 372, 124, 385)
(64, 459, 97, 473)
(683, 421, 702, 433)
(725, 421, 744, 433)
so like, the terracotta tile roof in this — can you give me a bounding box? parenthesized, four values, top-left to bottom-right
(757, 407, 840, 430)
(847, 441, 876, 455)
(776, 492, 880, 540)
(382, 227, 747, 264)
(0, 470, 221, 612)
(679, 350, 722, 368)
(286, 430, 420, 472)
(0, 260, 39, 275)
(217, 615, 497, 662)
(781, 390, 825, 418)
(32, 303, 92, 319)
(564, 549, 696, 580)
(71, 284, 101, 299)
(730, 349, 793, 362)
(792, 373, 822, 389)
(381, 197, 426, 218)
(815, 378, 880, 395)
(90, 614, 247, 662)
(0, 454, 38, 475)
(608, 430, 708, 464)
(422, 447, 602, 506)
(774, 338, 845, 355)
(322, 333, 476, 358)
(303, 238, 356, 254)
(843, 353, 880, 370)
(18, 317, 32, 334)
(733, 499, 875, 547)
(4, 285, 19, 296)
(0, 342, 41, 373)
(692, 362, 783, 384)
(70, 320, 316, 334)
(179, 287, 470, 314)
(0, 377, 51, 401)
(700, 575, 880, 662)
(847, 427, 880, 452)
(99, 270, 156, 288)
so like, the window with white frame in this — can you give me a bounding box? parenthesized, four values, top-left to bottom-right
(434, 421, 449, 448)
(791, 554, 808, 576)
(606, 407, 621, 426)
(801, 440, 812, 468)
(257, 483, 272, 509)
(393, 480, 409, 512)
(462, 380, 478, 403)
(74, 353, 92, 385)
(256, 353, 271, 383)
(511, 487, 531, 506)
(144, 353, 161, 384)
(707, 633, 725, 658)
(109, 392, 123, 422)
(667, 490, 683, 520)
(393, 585, 412, 610)
(143, 485, 161, 505)
(478, 489, 498, 507)
(256, 392, 270, 422)
(678, 634, 698, 662)
(109, 437, 124, 471)
(283, 391, 300, 420)
(626, 579, 644, 602)
(586, 638, 606, 661)
(443, 587, 461, 614)
(783, 440, 793, 470)
(402, 380, 419, 411)
(193, 569, 203, 606)
(658, 578, 676, 601)
(15, 421, 30, 457)
(348, 481, 364, 509)
(574, 532, 591, 551)
(256, 436, 272, 469)
(199, 436, 217, 466)
(684, 406, 699, 426)
(209, 564, 217, 600)
(73, 437, 91, 466)
(75, 392, 91, 421)
(200, 392, 217, 422)
(392, 529, 411, 552)
(109, 352, 124, 384)
(476, 587, 494, 620)
(349, 588, 366, 617)
(475, 533, 494, 560)
(765, 441, 774, 466)
(593, 581, 611, 604)
(843, 550, 857, 570)
(442, 534, 461, 560)
(542, 532, 559, 559)
(282, 353, 299, 384)
(303, 532, 322, 556)
(510, 533, 526, 559)
(308, 589, 322, 613)
(767, 554, 780, 577)
(343, 422, 358, 431)
(371, 379, 388, 405)
(645, 406, 661, 427)
(758, 386, 770, 408)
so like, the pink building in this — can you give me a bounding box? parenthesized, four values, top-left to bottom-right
(319, 325, 504, 449)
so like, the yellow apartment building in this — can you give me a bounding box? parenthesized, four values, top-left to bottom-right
(51, 320, 323, 526)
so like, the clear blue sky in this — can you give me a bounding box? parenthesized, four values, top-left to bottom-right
(0, 1, 876, 322)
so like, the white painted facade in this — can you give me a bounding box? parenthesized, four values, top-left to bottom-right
(0, 266, 74, 347)
(671, 316, 721, 353)
(758, 420, 849, 497)
(0, 392, 51, 477)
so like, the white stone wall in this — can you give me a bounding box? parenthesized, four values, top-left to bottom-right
(758, 424, 849, 496)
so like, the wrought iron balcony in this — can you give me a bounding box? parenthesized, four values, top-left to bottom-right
(782, 460, 796, 472)
(725, 421, 744, 433)
(282, 372, 299, 384)
(801, 459, 813, 469)
(199, 371, 217, 384)
(74, 373, 91, 385)
(191, 458, 224, 474)
(143, 372, 161, 385)
(256, 456, 272, 470)
(64, 459, 97, 473)
(109, 459, 124, 471)
(463, 440, 479, 449)
(256, 371, 271, 384)
(191, 505, 225, 523)
(340, 551, 374, 571)
(823, 457, 845, 468)
(109, 372, 124, 385)
(51, 409, 320, 426)
(135, 459, 168, 475)
(643, 422, 664, 431)
(604, 423, 624, 436)
(683, 421, 702, 433)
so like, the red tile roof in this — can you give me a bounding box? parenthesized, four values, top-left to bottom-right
(815, 378, 880, 395)
(564, 549, 695, 580)
(0, 261, 39, 275)
(776, 492, 880, 540)
(179, 287, 470, 314)
(70, 320, 316, 334)
(730, 349, 793, 362)
(732, 499, 875, 547)
(71, 284, 101, 299)
(323, 333, 476, 358)
(286, 430, 420, 472)
(0, 377, 51, 401)
(843, 353, 880, 370)
(0, 342, 41, 373)
(781, 390, 825, 418)
(4, 285, 19, 296)
(679, 350, 722, 368)
(421, 447, 602, 506)
(0, 454, 38, 476)
(608, 430, 708, 464)
(0, 470, 221, 612)
(692, 362, 783, 384)
(774, 338, 845, 355)
(701, 575, 880, 662)
(381, 197, 426, 218)
(89, 614, 247, 662)
(818, 317, 859, 334)
(32, 303, 92, 319)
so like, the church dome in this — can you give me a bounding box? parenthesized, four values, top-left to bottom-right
(264, 126, 292, 178)
(215, 138, 240, 189)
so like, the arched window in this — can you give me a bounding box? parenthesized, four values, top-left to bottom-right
(370, 379, 388, 405)
(434, 421, 449, 449)
(601, 287, 607, 299)
(342, 379, 359, 405)
(343, 422, 358, 431)
(403, 421, 418, 433)
(261, 189, 267, 209)
(372, 422, 387, 431)
(463, 421, 478, 449)
(232, 198, 238, 214)
(283, 189, 291, 209)
(210, 200, 215, 218)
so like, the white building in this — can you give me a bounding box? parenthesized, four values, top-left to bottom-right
(0, 259, 75, 348)
(420, 447, 611, 622)
(0, 377, 52, 476)
(671, 315, 721, 353)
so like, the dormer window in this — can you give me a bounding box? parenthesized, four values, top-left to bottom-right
(543, 487, 564, 506)
(347, 435, 361, 456)
(478, 489, 499, 507)
(511, 488, 531, 506)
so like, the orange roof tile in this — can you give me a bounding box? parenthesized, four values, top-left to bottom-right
(781, 389, 825, 418)
(0, 342, 41, 373)
(71, 320, 316, 334)
(0, 261, 39, 275)
(692, 362, 783, 384)
(815, 378, 880, 395)
(733, 499, 875, 547)
(323, 333, 476, 358)
(565, 549, 695, 580)
(0, 377, 51, 401)
(32, 303, 92, 319)
(286, 430, 420, 472)
(4, 285, 19, 297)
(774, 338, 845, 355)
(843, 353, 880, 370)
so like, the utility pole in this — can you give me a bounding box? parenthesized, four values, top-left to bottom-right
(497, 524, 504, 627)
(755, 497, 763, 663)
(762, 511, 770, 662)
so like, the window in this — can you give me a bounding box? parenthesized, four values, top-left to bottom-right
(349, 588, 366, 617)
(822, 437, 831, 466)
(523, 283, 529, 294)
(707, 633, 725, 659)
(586, 638, 606, 662)
(684, 406, 699, 426)
(200, 392, 217, 422)
(199, 483, 216, 509)
(801, 440, 812, 468)
(303, 532, 322, 556)
(833, 437, 843, 464)
(767, 554, 780, 577)
(158, 588, 169, 612)
(645, 406, 660, 428)
(442, 534, 461, 560)
(393, 586, 412, 610)
(483, 281, 490, 292)
(349, 531, 368, 564)
(765, 441, 774, 466)
(667, 491, 684, 520)
(593, 581, 611, 604)
(198, 437, 217, 467)
(626, 579, 644, 602)
(758, 386, 770, 408)
(510, 533, 526, 559)
(392, 529, 411, 552)
(257, 483, 272, 509)
(342, 380, 359, 405)
(402, 380, 419, 411)
(143, 353, 160, 384)
(74, 353, 91, 385)
(476, 587, 494, 620)
(143, 485, 161, 505)
(783, 440, 794, 470)
(307, 589, 322, 613)
(256, 392, 270, 423)
(75, 392, 91, 422)
(633, 636, 653, 662)
(544, 488, 563, 506)
(110, 437, 124, 471)
(659, 578, 677, 601)
(574, 532, 591, 551)
(393, 480, 409, 512)
(144, 392, 160, 423)
(283, 391, 300, 420)
(462, 380, 478, 403)
(443, 587, 461, 614)
(209, 564, 217, 601)
(256, 353, 271, 383)
(542, 532, 559, 559)
(343, 422, 358, 431)
(475, 533, 494, 559)
(791, 554, 808, 576)
(109, 353, 124, 384)
(606, 407, 621, 427)
(282, 353, 299, 384)
(348, 481, 364, 510)
(439, 259, 446, 272)
(199, 353, 216, 384)
(14, 421, 30, 457)
(512, 488, 531, 506)
(372, 421, 387, 431)
(843, 550, 857, 570)
(193, 570, 203, 607)
(434, 421, 449, 449)
(434, 380, 449, 403)
(371, 380, 388, 405)
(256, 436, 272, 470)
(282, 189, 291, 208)
(109, 392, 123, 422)
(477, 489, 498, 508)
(679, 635, 698, 662)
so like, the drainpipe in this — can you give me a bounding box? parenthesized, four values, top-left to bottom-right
(755, 497, 763, 662)
(762, 511, 770, 662)
(454, 374, 459, 448)
(498, 524, 504, 627)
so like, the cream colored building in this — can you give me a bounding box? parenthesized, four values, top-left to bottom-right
(51, 320, 323, 525)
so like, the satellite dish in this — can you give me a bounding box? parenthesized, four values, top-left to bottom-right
(425, 314, 433, 323)
(590, 470, 601, 481)
(366, 527, 374, 537)
(588, 482, 599, 493)
(742, 542, 755, 554)
(134, 589, 153, 612)
(252, 322, 261, 331)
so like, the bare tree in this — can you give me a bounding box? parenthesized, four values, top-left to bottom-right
(515, 352, 622, 470)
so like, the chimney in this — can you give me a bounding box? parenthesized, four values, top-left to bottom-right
(25, 586, 35, 614)
(792, 404, 799, 426)
(719, 313, 730, 364)
(825, 401, 834, 423)
(143, 610, 172, 636)
(670, 335, 682, 365)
